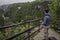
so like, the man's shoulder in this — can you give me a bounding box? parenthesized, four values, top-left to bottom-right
(45, 16, 50, 18)
(45, 16, 49, 18)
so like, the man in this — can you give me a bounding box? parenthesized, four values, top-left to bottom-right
(42, 9, 51, 40)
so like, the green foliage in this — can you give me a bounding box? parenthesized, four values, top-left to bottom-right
(5, 1, 43, 23)
(0, 9, 4, 26)
(49, 0, 60, 33)
(1, 0, 59, 40)
(0, 1, 44, 40)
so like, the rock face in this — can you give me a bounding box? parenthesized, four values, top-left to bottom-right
(35, 1, 50, 11)
(0, 5, 9, 11)
(35, 0, 52, 11)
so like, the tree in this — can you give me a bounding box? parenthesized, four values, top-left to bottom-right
(49, 0, 60, 33)
(0, 9, 4, 26)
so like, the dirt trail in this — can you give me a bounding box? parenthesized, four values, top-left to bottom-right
(33, 28, 60, 40)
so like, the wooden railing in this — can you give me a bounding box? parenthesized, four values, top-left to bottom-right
(0, 18, 43, 40)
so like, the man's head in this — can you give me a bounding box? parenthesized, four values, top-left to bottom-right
(44, 9, 50, 16)
(45, 9, 49, 13)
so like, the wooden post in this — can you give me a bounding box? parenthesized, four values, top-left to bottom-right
(39, 20, 41, 32)
(28, 30, 31, 40)
(28, 22, 31, 40)
(44, 26, 49, 40)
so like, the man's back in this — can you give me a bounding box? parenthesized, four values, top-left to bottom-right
(42, 12, 51, 26)
(44, 15, 51, 26)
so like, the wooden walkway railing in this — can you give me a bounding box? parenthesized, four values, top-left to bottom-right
(0, 18, 43, 40)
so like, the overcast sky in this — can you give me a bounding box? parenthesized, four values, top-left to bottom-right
(0, 0, 35, 5)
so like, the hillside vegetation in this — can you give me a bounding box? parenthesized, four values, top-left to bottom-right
(0, 0, 60, 40)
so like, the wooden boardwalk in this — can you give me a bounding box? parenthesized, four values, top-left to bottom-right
(33, 28, 60, 40)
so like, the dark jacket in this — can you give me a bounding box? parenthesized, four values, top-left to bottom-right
(42, 13, 51, 26)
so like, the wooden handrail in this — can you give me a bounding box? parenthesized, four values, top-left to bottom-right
(0, 18, 41, 30)
(0, 18, 42, 40)
(5, 25, 41, 40)
(21, 27, 43, 40)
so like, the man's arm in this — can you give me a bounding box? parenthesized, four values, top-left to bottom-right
(42, 16, 47, 25)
